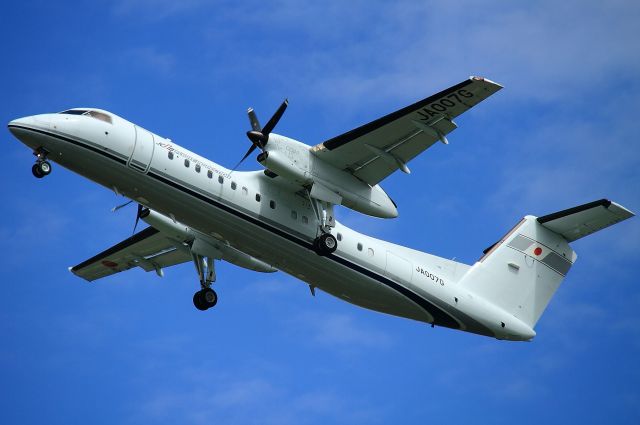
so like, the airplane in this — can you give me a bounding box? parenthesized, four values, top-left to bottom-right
(8, 76, 634, 341)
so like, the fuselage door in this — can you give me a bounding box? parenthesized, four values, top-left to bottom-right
(385, 251, 413, 285)
(129, 126, 155, 173)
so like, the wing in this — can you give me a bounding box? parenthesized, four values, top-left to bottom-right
(70, 227, 191, 282)
(311, 76, 502, 185)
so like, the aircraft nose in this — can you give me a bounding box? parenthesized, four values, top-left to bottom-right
(8, 116, 34, 138)
(8, 114, 52, 135)
(8, 115, 34, 128)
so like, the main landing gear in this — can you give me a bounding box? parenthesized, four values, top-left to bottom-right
(313, 233, 338, 256)
(31, 148, 52, 179)
(191, 251, 218, 311)
(309, 197, 338, 256)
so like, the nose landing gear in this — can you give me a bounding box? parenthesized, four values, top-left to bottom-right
(31, 148, 52, 179)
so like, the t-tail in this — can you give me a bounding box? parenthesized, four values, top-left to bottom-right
(458, 199, 634, 341)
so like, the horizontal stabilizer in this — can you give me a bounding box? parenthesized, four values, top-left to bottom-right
(537, 199, 635, 242)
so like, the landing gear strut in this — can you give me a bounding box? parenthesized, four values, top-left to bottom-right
(191, 251, 218, 311)
(309, 197, 338, 256)
(31, 148, 51, 179)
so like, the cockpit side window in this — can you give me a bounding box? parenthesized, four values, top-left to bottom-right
(85, 110, 112, 124)
(59, 109, 112, 124)
(60, 109, 88, 115)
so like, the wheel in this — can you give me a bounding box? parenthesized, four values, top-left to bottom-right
(193, 291, 208, 311)
(193, 288, 217, 310)
(201, 288, 218, 309)
(314, 233, 338, 256)
(32, 163, 44, 178)
(39, 161, 52, 176)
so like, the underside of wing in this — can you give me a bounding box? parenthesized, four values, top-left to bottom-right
(537, 199, 635, 242)
(311, 76, 502, 185)
(70, 227, 191, 282)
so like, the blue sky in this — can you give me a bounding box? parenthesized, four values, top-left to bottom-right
(1, 1, 639, 424)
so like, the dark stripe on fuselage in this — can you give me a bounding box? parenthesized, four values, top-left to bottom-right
(9, 124, 460, 329)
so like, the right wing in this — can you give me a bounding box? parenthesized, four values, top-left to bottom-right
(310, 76, 502, 186)
(70, 227, 191, 282)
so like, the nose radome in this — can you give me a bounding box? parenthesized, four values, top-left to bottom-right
(8, 116, 34, 127)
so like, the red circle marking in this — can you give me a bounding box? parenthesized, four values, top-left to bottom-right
(533, 247, 542, 256)
(102, 260, 118, 268)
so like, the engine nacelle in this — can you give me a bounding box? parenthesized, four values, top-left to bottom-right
(260, 135, 398, 218)
(141, 209, 277, 273)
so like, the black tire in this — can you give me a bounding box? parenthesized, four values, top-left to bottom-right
(193, 291, 208, 311)
(39, 161, 52, 176)
(32, 163, 44, 178)
(201, 288, 218, 309)
(314, 233, 338, 256)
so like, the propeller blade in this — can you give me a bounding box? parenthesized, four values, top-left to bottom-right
(111, 199, 133, 212)
(236, 99, 288, 171)
(248, 108, 261, 132)
(232, 143, 259, 171)
(133, 203, 143, 235)
(261, 99, 288, 136)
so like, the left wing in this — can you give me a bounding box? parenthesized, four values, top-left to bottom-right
(311, 76, 502, 186)
(70, 227, 191, 282)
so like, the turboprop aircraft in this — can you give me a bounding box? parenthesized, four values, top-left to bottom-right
(8, 76, 634, 341)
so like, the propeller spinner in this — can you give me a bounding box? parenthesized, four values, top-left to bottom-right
(234, 99, 288, 170)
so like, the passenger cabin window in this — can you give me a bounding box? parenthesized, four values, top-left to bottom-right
(255, 194, 261, 202)
(291, 210, 298, 220)
(195, 164, 201, 173)
(231, 182, 237, 190)
(269, 200, 276, 209)
(337, 233, 342, 241)
(242, 187, 248, 196)
(357, 243, 363, 251)
(302, 215, 308, 224)
(368, 248, 374, 257)
(218, 175, 224, 184)
(168, 151, 174, 160)
(207, 170, 213, 179)
(184, 159, 190, 168)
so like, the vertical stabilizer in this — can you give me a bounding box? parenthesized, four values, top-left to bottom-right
(459, 199, 633, 330)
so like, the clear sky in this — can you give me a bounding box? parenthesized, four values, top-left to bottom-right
(1, 1, 639, 424)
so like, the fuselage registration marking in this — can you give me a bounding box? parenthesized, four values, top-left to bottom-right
(416, 266, 445, 286)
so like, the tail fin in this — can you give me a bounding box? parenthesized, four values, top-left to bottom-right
(460, 199, 634, 330)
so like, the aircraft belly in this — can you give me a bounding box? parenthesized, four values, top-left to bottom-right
(26, 131, 450, 326)
(135, 173, 435, 323)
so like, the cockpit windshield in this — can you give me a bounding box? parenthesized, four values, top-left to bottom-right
(59, 109, 112, 124)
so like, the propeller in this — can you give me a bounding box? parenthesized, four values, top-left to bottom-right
(132, 203, 144, 235)
(111, 199, 145, 234)
(233, 99, 288, 170)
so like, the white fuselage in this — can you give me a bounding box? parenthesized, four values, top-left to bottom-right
(8, 110, 536, 341)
